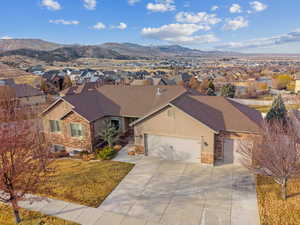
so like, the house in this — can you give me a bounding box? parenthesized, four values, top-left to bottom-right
(173, 73, 192, 85)
(0, 79, 46, 106)
(130, 78, 169, 86)
(41, 84, 262, 166)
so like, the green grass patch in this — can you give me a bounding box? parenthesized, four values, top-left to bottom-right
(0, 204, 78, 225)
(37, 159, 134, 207)
(257, 175, 300, 225)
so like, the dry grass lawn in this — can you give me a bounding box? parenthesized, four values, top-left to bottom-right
(14, 75, 42, 87)
(37, 159, 134, 208)
(257, 175, 300, 225)
(0, 204, 78, 225)
(250, 104, 299, 113)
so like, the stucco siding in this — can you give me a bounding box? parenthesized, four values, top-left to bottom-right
(134, 106, 215, 164)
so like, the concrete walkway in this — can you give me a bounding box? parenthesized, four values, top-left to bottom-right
(113, 146, 144, 164)
(18, 157, 259, 225)
(100, 157, 260, 225)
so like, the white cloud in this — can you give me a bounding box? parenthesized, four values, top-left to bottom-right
(147, 0, 176, 12)
(128, 0, 140, 5)
(176, 12, 221, 26)
(164, 34, 219, 45)
(41, 0, 61, 11)
(1, 36, 13, 40)
(211, 5, 219, 11)
(223, 16, 248, 31)
(92, 22, 106, 30)
(229, 4, 242, 13)
(112, 22, 128, 30)
(250, 1, 267, 12)
(216, 30, 300, 50)
(49, 19, 80, 25)
(142, 24, 207, 38)
(141, 23, 219, 45)
(83, 0, 97, 10)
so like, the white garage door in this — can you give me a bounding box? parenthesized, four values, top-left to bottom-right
(223, 139, 244, 165)
(145, 134, 201, 163)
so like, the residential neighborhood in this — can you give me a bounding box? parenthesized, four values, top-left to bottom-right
(2, 0, 300, 225)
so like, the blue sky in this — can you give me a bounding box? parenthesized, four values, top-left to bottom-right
(1, 0, 300, 53)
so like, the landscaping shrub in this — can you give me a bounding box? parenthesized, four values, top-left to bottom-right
(97, 146, 117, 160)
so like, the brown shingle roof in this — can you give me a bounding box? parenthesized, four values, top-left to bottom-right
(63, 85, 187, 121)
(55, 83, 262, 133)
(0, 83, 43, 98)
(170, 93, 262, 133)
(13, 84, 44, 98)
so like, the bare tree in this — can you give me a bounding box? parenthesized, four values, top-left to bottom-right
(0, 86, 54, 224)
(240, 120, 300, 200)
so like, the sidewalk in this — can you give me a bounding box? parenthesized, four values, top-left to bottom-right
(16, 157, 260, 225)
(18, 195, 152, 225)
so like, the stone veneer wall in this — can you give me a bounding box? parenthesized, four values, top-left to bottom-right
(44, 112, 93, 152)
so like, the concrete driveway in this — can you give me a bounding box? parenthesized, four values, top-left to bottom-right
(99, 157, 259, 225)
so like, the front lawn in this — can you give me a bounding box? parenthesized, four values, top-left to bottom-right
(257, 175, 300, 225)
(37, 159, 134, 207)
(0, 204, 78, 225)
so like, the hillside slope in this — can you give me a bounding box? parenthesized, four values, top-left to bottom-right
(0, 39, 62, 52)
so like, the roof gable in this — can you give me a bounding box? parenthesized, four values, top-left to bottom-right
(60, 85, 187, 122)
(171, 94, 262, 133)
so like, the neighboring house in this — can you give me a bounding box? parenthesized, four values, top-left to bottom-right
(69, 70, 82, 83)
(295, 73, 300, 93)
(173, 73, 192, 85)
(130, 78, 175, 86)
(41, 84, 262, 166)
(27, 65, 45, 75)
(0, 79, 46, 106)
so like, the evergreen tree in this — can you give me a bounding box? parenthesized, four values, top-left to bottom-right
(208, 80, 215, 91)
(221, 83, 236, 98)
(100, 120, 119, 148)
(63, 75, 72, 89)
(266, 95, 287, 123)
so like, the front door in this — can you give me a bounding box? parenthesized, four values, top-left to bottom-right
(223, 138, 245, 165)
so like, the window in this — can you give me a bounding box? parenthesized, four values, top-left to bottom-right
(70, 123, 84, 137)
(111, 119, 120, 130)
(49, 120, 60, 132)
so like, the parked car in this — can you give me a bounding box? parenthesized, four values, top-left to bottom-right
(69, 150, 82, 157)
(50, 147, 69, 158)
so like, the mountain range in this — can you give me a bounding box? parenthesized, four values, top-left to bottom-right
(0, 39, 232, 62)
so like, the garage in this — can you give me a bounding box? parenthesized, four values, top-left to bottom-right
(145, 134, 201, 163)
(223, 138, 244, 165)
